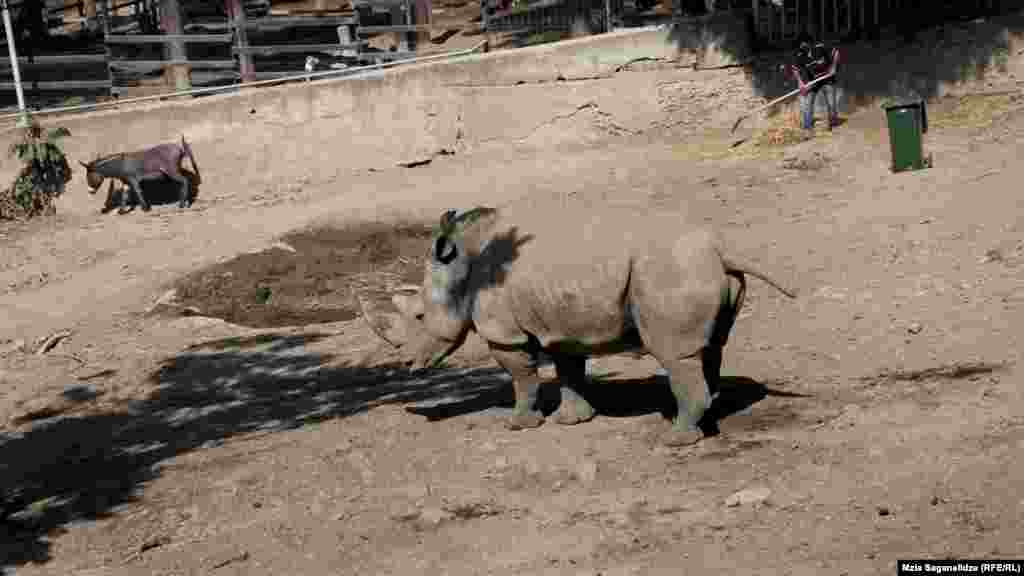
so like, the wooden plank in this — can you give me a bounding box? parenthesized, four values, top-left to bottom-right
(0, 54, 108, 68)
(237, 15, 357, 27)
(0, 80, 114, 90)
(109, 0, 146, 12)
(359, 50, 417, 60)
(357, 24, 454, 33)
(104, 33, 234, 43)
(109, 59, 238, 71)
(232, 42, 366, 55)
(489, 0, 565, 20)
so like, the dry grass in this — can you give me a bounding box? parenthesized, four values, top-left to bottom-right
(929, 93, 1023, 130)
(752, 108, 806, 148)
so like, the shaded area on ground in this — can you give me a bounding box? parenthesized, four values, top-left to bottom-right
(94, 169, 201, 215)
(669, 6, 1024, 114)
(405, 371, 804, 436)
(0, 331, 506, 570)
(0, 321, 815, 571)
(172, 221, 434, 329)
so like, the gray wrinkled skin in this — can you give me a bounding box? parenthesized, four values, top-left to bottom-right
(370, 204, 797, 447)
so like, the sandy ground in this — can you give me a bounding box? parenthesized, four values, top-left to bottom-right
(1, 85, 1024, 576)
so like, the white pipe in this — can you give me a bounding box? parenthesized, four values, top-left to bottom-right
(1, 0, 28, 127)
(0, 39, 489, 123)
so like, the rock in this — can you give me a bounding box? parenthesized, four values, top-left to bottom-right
(397, 157, 433, 168)
(907, 323, 923, 335)
(981, 249, 1004, 264)
(576, 459, 599, 484)
(416, 506, 453, 529)
(0, 339, 25, 356)
(145, 289, 182, 316)
(877, 506, 891, 516)
(725, 486, 772, 507)
(62, 384, 100, 403)
(270, 241, 297, 253)
(139, 534, 171, 553)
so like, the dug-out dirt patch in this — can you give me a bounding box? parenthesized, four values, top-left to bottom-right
(172, 221, 433, 329)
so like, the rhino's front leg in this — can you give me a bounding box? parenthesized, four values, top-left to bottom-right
(552, 354, 595, 426)
(487, 344, 545, 430)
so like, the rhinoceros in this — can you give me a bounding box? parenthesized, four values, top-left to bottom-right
(362, 203, 797, 446)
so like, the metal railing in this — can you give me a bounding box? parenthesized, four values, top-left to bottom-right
(0, 39, 489, 123)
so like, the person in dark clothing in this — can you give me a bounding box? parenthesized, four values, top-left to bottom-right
(789, 34, 840, 133)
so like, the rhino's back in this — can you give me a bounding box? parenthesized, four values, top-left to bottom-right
(469, 205, 688, 348)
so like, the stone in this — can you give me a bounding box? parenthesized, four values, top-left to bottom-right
(725, 486, 772, 507)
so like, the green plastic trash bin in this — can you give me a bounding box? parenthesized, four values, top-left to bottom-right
(882, 96, 930, 173)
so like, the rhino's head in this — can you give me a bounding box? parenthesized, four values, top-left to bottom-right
(364, 208, 496, 370)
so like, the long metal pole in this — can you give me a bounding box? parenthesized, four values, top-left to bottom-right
(1, 0, 29, 127)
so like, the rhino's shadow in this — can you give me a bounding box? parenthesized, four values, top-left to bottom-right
(406, 371, 808, 433)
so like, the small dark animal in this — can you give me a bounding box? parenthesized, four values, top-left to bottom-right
(100, 168, 200, 214)
(80, 135, 201, 214)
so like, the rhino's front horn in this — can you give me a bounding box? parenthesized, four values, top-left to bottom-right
(354, 288, 402, 349)
(355, 284, 423, 350)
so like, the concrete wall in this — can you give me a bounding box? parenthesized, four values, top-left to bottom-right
(1, 11, 1023, 197)
(0, 25, 686, 189)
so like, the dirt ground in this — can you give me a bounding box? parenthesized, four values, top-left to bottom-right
(1, 85, 1024, 576)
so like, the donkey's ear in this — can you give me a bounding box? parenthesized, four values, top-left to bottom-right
(78, 160, 90, 168)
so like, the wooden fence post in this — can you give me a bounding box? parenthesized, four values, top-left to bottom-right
(83, 0, 96, 33)
(159, 0, 190, 90)
(101, 0, 116, 98)
(226, 0, 254, 82)
(415, 0, 431, 47)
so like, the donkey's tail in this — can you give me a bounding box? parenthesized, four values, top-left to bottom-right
(181, 134, 201, 185)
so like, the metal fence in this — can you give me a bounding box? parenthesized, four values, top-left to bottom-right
(481, 0, 668, 43)
(0, 0, 451, 110)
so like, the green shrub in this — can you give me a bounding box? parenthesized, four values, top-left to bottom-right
(1, 117, 72, 220)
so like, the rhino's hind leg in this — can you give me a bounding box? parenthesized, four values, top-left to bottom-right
(488, 344, 545, 430)
(552, 355, 595, 426)
(655, 355, 712, 446)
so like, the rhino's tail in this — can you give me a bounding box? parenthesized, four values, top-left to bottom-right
(717, 247, 798, 299)
(181, 134, 201, 185)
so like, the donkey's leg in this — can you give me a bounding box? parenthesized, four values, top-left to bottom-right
(116, 179, 132, 214)
(128, 178, 150, 212)
(167, 173, 190, 209)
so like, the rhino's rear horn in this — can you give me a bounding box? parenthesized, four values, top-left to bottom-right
(434, 236, 457, 265)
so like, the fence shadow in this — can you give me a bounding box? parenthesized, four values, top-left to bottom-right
(666, 5, 1024, 113)
(0, 331, 507, 571)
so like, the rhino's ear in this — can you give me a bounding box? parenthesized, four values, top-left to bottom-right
(439, 209, 457, 232)
(433, 235, 457, 265)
